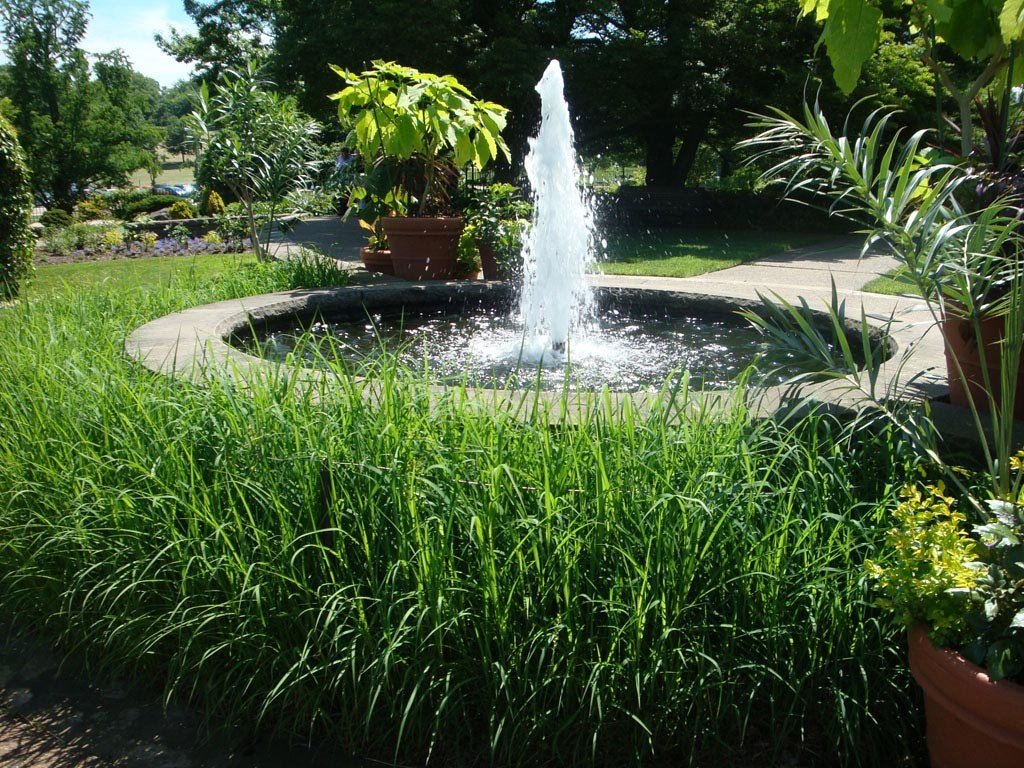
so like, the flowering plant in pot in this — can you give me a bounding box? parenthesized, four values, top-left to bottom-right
(739, 102, 1024, 768)
(329, 61, 511, 280)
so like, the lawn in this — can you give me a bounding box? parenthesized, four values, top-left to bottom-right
(26, 252, 259, 296)
(861, 268, 920, 296)
(599, 228, 832, 277)
(129, 151, 197, 189)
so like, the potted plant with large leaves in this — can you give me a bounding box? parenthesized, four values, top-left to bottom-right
(329, 61, 511, 280)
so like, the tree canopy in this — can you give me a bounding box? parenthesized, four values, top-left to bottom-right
(0, 0, 164, 206)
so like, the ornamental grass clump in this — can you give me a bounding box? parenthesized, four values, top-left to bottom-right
(0, 272, 925, 766)
(741, 101, 1024, 683)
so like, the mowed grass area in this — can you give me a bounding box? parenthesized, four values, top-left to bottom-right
(26, 252, 259, 296)
(861, 268, 920, 296)
(599, 228, 833, 277)
(129, 151, 196, 188)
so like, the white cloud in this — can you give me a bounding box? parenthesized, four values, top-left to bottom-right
(82, 2, 197, 87)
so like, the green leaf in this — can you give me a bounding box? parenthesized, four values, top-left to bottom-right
(823, 0, 883, 94)
(390, 113, 419, 158)
(800, 0, 830, 21)
(926, 0, 954, 24)
(1001, 0, 1024, 43)
(1011, 607, 1024, 629)
(939, 1, 1000, 59)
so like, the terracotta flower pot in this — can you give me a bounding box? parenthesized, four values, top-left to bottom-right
(478, 240, 509, 281)
(382, 216, 463, 281)
(359, 247, 394, 276)
(942, 312, 1024, 418)
(908, 625, 1024, 768)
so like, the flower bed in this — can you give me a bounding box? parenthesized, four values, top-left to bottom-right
(34, 233, 251, 265)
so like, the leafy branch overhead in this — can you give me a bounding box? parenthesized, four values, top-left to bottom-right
(801, 0, 1024, 155)
(803, 0, 1024, 93)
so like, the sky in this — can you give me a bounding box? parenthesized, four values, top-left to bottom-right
(0, 0, 196, 87)
(80, 0, 197, 87)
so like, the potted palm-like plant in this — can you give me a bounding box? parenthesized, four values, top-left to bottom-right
(329, 61, 511, 280)
(739, 102, 1024, 768)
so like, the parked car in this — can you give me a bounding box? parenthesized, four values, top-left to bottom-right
(151, 184, 195, 198)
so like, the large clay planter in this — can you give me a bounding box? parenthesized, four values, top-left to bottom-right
(942, 313, 1024, 418)
(382, 216, 463, 281)
(359, 247, 394, 276)
(908, 625, 1024, 768)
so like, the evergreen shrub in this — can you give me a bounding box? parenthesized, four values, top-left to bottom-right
(0, 115, 33, 298)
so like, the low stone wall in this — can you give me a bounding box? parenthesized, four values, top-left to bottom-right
(125, 217, 225, 239)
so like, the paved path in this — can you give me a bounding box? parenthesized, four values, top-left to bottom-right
(4, 219, 944, 767)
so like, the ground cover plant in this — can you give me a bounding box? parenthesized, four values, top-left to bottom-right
(599, 229, 831, 277)
(0, 262, 926, 766)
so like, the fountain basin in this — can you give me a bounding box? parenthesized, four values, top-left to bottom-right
(230, 284, 882, 393)
(126, 281, 893, 419)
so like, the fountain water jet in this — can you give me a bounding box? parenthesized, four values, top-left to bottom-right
(518, 60, 597, 357)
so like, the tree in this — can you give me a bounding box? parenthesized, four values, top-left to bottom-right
(800, 0, 1024, 157)
(568, 0, 821, 187)
(0, 0, 163, 206)
(272, 0, 588, 168)
(187, 62, 321, 261)
(156, 0, 280, 80)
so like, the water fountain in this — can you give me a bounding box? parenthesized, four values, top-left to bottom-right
(127, 62, 892, 397)
(518, 60, 596, 357)
(226, 61, 867, 392)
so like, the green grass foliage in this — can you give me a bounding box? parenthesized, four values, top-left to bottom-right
(0, 273, 923, 766)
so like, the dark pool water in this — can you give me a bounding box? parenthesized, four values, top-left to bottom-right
(238, 304, 824, 392)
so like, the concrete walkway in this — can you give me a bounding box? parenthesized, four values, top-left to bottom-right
(4, 218, 945, 767)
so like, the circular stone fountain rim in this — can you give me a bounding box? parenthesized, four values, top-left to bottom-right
(125, 280, 896, 416)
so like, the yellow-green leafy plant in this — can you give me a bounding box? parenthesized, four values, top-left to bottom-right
(868, 483, 979, 643)
(168, 200, 198, 220)
(74, 196, 112, 221)
(99, 228, 124, 248)
(869, 455, 1024, 681)
(135, 230, 158, 248)
(201, 188, 226, 216)
(455, 227, 481, 276)
(330, 61, 510, 219)
(201, 230, 223, 245)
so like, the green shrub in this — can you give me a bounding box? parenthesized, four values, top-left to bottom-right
(39, 208, 73, 230)
(74, 196, 113, 221)
(102, 189, 156, 220)
(0, 115, 34, 298)
(119, 194, 182, 220)
(35, 222, 110, 256)
(99, 228, 124, 248)
(201, 230, 223, 245)
(168, 200, 198, 220)
(200, 189, 226, 216)
(134, 231, 158, 248)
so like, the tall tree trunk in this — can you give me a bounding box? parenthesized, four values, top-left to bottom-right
(643, 110, 677, 187)
(671, 117, 709, 188)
